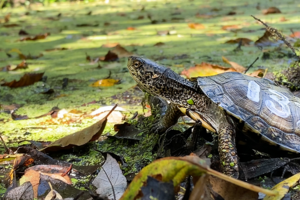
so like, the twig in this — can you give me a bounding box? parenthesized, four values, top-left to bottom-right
(251, 15, 297, 56)
(0, 133, 9, 154)
(102, 167, 116, 200)
(244, 57, 259, 74)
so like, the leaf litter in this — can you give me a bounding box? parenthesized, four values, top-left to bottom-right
(1, 1, 300, 199)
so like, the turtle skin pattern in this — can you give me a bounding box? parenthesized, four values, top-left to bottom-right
(198, 72, 300, 153)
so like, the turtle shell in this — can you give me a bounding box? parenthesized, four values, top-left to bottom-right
(197, 72, 300, 153)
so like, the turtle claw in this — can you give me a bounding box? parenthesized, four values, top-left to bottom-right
(150, 121, 168, 134)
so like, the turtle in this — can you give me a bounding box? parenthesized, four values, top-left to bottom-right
(127, 56, 300, 178)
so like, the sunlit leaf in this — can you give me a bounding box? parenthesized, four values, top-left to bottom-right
(91, 79, 120, 87)
(181, 62, 236, 78)
(263, 173, 300, 200)
(222, 56, 246, 73)
(1, 72, 44, 88)
(222, 25, 240, 31)
(40, 105, 116, 152)
(188, 23, 205, 30)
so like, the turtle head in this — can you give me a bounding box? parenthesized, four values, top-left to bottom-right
(127, 56, 167, 94)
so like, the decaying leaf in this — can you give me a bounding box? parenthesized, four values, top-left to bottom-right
(290, 32, 300, 38)
(40, 105, 116, 152)
(222, 25, 240, 31)
(91, 78, 120, 87)
(263, 173, 300, 200)
(4, 182, 34, 200)
(154, 42, 165, 47)
(120, 154, 276, 200)
(102, 43, 120, 48)
(111, 44, 133, 58)
(209, 176, 257, 200)
(92, 154, 127, 199)
(100, 50, 119, 61)
(44, 47, 68, 52)
(247, 69, 266, 78)
(1, 72, 44, 88)
(225, 38, 253, 45)
(263, 7, 281, 15)
(18, 33, 50, 41)
(188, 23, 205, 30)
(222, 56, 246, 73)
(181, 62, 236, 78)
(127, 27, 136, 30)
(254, 31, 282, 48)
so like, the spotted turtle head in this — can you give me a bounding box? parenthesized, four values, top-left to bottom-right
(127, 56, 168, 94)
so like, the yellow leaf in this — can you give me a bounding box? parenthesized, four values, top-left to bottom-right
(263, 173, 300, 200)
(91, 79, 120, 87)
(181, 62, 236, 78)
(222, 56, 246, 73)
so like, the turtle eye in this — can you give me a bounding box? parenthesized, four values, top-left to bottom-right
(133, 61, 141, 68)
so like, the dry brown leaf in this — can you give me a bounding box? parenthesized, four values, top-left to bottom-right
(263, 7, 281, 15)
(1, 72, 44, 88)
(222, 25, 240, 31)
(222, 56, 246, 73)
(40, 105, 116, 152)
(154, 42, 165, 47)
(247, 69, 265, 78)
(111, 45, 133, 58)
(290, 31, 300, 38)
(127, 27, 136, 30)
(209, 176, 257, 200)
(181, 62, 236, 78)
(225, 38, 253, 45)
(102, 43, 119, 48)
(100, 50, 119, 61)
(19, 33, 50, 41)
(188, 23, 205, 30)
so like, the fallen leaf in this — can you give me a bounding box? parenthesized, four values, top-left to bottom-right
(19, 170, 40, 198)
(247, 69, 265, 78)
(222, 25, 240, 31)
(222, 56, 246, 73)
(154, 42, 165, 47)
(1, 72, 44, 88)
(4, 13, 11, 23)
(3, 23, 19, 27)
(4, 182, 34, 200)
(40, 105, 116, 152)
(290, 32, 300, 38)
(111, 45, 133, 58)
(76, 23, 98, 27)
(92, 154, 127, 200)
(120, 154, 276, 200)
(44, 47, 68, 52)
(91, 79, 120, 87)
(264, 173, 300, 200)
(209, 176, 257, 200)
(100, 50, 119, 61)
(188, 23, 205, 30)
(127, 27, 136, 30)
(263, 7, 281, 15)
(19, 29, 29, 36)
(13, 60, 28, 71)
(254, 30, 282, 47)
(181, 62, 236, 78)
(102, 43, 119, 48)
(225, 38, 253, 45)
(19, 33, 50, 41)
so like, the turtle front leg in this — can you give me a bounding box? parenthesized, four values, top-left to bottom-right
(151, 103, 183, 134)
(218, 124, 239, 178)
